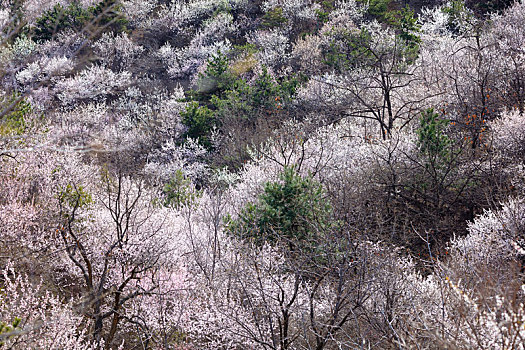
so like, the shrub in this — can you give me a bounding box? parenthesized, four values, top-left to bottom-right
(89, 0, 128, 36)
(322, 27, 374, 71)
(442, 0, 475, 34)
(192, 51, 236, 100)
(262, 7, 288, 28)
(226, 167, 335, 251)
(230, 44, 258, 76)
(58, 183, 93, 211)
(161, 170, 199, 209)
(357, 0, 391, 20)
(212, 66, 299, 120)
(0, 94, 31, 136)
(180, 101, 216, 149)
(32, 3, 92, 42)
(32, 0, 128, 42)
(209, 67, 300, 166)
(417, 108, 452, 164)
(315, 0, 335, 24)
(386, 6, 421, 58)
(186, 56, 300, 165)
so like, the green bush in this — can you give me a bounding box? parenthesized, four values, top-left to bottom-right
(184, 52, 301, 165)
(323, 27, 374, 71)
(33, 3, 91, 41)
(90, 0, 128, 34)
(262, 7, 288, 28)
(225, 167, 335, 251)
(161, 170, 199, 209)
(0, 317, 21, 346)
(194, 51, 236, 98)
(193, 52, 298, 110)
(386, 6, 421, 59)
(0, 94, 32, 136)
(410, 108, 478, 226)
(58, 183, 93, 210)
(212, 67, 299, 120)
(209, 67, 299, 166)
(315, 0, 335, 24)
(417, 108, 452, 165)
(180, 101, 216, 149)
(32, 0, 127, 42)
(186, 57, 299, 152)
(357, 0, 391, 20)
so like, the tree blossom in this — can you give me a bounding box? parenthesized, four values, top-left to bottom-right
(55, 66, 132, 105)
(247, 29, 290, 70)
(16, 56, 74, 85)
(0, 265, 96, 349)
(93, 32, 145, 69)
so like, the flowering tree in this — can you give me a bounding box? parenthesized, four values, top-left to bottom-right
(53, 169, 186, 348)
(0, 265, 97, 349)
(1, 0, 525, 348)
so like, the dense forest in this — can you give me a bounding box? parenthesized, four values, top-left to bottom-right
(1, 0, 525, 348)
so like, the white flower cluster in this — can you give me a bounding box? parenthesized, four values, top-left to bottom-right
(155, 0, 231, 30)
(10, 35, 37, 58)
(0, 265, 96, 349)
(419, 6, 452, 37)
(145, 138, 209, 183)
(263, 0, 319, 23)
(199, 12, 237, 47)
(445, 278, 525, 349)
(333, 0, 364, 19)
(492, 108, 525, 160)
(121, 0, 156, 23)
(93, 32, 145, 67)
(247, 29, 290, 68)
(55, 66, 132, 104)
(22, 0, 68, 24)
(0, 8, 9, 33)
(16, 56, 73, 85)
(450, 198, 525, 269)
(291, 34, 324, 72)
(167, 39, 233, 79)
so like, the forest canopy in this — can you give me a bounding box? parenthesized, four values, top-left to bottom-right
(1, 0, 525, 349)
